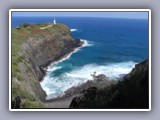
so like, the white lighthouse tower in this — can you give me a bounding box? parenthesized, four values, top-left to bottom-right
(53, 18, 56, 25)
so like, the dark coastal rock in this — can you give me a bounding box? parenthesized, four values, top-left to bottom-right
(119, 74, 126, 78)
(64, 74, 111, 98)
(70, 60, 149, 109)
(94, 74, 109, 82)
(12, 96, 22, 109)
(70, 87, 98, 108)
(15, 96, 21, 109)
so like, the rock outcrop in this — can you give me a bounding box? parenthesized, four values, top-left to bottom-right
(12, 23, 83, 108)
(70, 60, 149, 109)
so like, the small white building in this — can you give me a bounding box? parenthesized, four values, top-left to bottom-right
(53, 18, 56, 25)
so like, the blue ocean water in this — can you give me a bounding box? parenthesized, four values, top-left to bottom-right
(12, 17, 148, 99)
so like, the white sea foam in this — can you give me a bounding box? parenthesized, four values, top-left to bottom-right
(70, 29, 77, 32)
(47, 66, 62, 72)
(40, 61, 137, 99)
(65, 61, 136, 80)
(81, 39, 94, 47)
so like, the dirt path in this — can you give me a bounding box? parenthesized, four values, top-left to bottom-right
(40, 24, 52, 29)
(43, 95, 77, 108)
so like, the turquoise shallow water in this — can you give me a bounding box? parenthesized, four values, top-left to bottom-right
(13, 17, 149, 99)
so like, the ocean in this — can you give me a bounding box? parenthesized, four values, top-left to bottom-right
(12, 17, 149, 99)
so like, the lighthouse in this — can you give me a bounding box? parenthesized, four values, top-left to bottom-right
(53, 18, 56, 25)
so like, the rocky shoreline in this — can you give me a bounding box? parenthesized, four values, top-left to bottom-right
(43, 59, 149, 109)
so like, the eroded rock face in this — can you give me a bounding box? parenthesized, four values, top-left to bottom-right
(12, 24, 83, 107)
(70, 60, 149, 109)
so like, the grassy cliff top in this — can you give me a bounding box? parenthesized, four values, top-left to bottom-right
(12, 23, 70, 41)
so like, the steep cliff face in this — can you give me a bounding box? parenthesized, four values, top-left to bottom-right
(70, 60, 149, 109)
(12, 23, 82, 108)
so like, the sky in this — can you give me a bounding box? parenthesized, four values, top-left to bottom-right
(12, 11, 148, 19)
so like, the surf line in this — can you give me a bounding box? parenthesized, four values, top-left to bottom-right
(41, 39, 89, 76)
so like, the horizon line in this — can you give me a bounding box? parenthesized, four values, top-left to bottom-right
(12, 16, 148, 20)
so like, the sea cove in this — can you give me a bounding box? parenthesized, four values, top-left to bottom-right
(12, 17, 149, 99)
(11, 13, 149, 109)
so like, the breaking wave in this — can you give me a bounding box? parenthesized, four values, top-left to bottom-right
(40, 61, 136, 99)
(70, 29, 78, 32)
